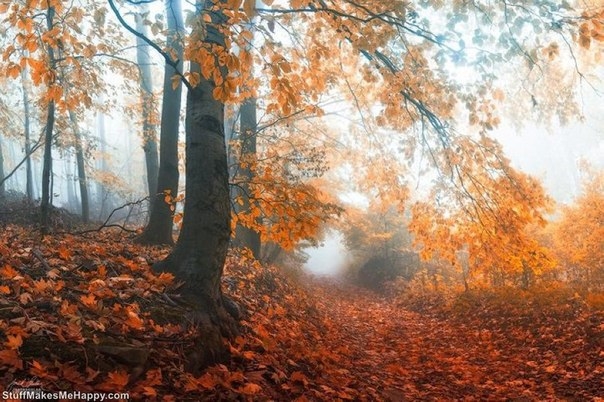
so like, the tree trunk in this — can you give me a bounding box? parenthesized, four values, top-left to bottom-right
(21, 68, 34, 201)
(40, 6, 56, 233)
(96, 98, 109, 219)
(68, 110, 89, 223)
(0, 135, 5, 198)
(153, 1, 237, 373)
(233, 96, 261, 258)
(40, 104, 55, 232)
(231, 18, 261, 258)
(65, 156, 77, 212)
(135, 8, 159, 209)
(137, 0, 184, 245)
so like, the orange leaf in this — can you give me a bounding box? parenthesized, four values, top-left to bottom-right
(80, 294, 97, 308)
(290, 371, 308, 385)
(197, 372, 217, 389)
(239, 382, 262, 395)
(143, 386, 157, 397)
(58, 246, 71, 260)
(30, 360, 57, 380)
(171, 74, 181, 90)
(106, 370, 129, 389)
(0, 349, 23, 369)
(0, 264, 20, 279)
(5, 334, 23, 350)
(243, 0, 255, 18)
(125, 310, 145, 330)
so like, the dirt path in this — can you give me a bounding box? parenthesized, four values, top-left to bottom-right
(311, 282, 603, 401)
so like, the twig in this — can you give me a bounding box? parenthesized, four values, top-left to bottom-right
(107, 0, 192, 91)
(32, 248, 51, 271)
(72, 197, 149, 235)
(0, 133, 45, 187)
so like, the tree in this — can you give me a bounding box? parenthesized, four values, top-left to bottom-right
(66, 109, 90, 222)
(135, 4, 160, 207)
(409, 136, 556, 288)
(156, 0, 239, 370)
(231, 46, 261, 258)
(231, 120, 342, 254)
(39, 5, 57, 233)
(340, 206, 420, 289)
(2, 0, 137, 228)
(137, 0, 184, 245)
(20, 67, 34, 200)
(0, 135, 5, 198)
(553, 171, 604, 289)
(110, 0, 241, 370)
(224, 5, 264, 258)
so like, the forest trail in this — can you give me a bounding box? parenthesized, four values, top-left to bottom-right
(306, 280, 603, 401)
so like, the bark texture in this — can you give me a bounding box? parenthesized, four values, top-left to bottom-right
(153, 1, 237, 372)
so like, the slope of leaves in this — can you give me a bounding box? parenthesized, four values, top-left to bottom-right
(0, 226, 601, 400)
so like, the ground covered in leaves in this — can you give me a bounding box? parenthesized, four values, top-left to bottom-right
(0, 226, 602, 401)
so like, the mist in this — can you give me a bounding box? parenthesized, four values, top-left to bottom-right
(304, 231, 350, 277)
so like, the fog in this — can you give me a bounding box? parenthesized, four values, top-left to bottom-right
(304, 120, 604, 277)
(304, 231, 350, 276)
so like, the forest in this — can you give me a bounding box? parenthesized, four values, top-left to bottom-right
(0, 0, 602, 400)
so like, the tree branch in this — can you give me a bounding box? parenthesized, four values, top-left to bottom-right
(0, 132, 45, 188)
(107, 0, 193, 91)
(72, 197, 149, 235)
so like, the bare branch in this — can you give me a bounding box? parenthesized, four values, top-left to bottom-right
(0, 132, 45, 188)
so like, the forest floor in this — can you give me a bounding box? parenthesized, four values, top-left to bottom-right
(0, 225, 602, 401)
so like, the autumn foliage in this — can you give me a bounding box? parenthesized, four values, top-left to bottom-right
(0, 0, 604, 399)
(551, 172, 604, 289)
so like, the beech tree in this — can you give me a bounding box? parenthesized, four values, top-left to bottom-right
(137, 0, 184, 245)
(231, 18, 261, 258)
(109, 0, 241, 370)
(135, 4, 160, 206)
